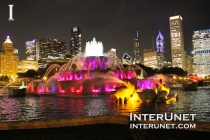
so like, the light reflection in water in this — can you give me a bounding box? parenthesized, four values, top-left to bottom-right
(114, 101, 141, 116)
(23, 97, 41, 120)
(0, 89, 210, 122)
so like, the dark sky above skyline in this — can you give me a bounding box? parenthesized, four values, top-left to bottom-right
(0, 0, 210, 60)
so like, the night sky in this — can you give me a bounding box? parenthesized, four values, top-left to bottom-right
(0, 0, 210, 60)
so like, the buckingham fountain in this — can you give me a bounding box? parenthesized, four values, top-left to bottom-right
(26, 38, 143, 93)
(24, 37, 177, 103)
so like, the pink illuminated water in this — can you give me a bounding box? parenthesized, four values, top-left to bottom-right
(26, 69, 138, 94)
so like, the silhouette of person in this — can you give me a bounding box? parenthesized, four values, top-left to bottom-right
(159, 79, 164, 91)
(124, 97, 127, 104)
(159, 79, 163, 84)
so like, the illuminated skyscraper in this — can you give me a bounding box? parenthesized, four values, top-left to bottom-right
(192, 29, 210, 76)
(39, 38, 66, 60)
(0, 36, 18, 77)
(134, 31, 141, 63)
(156, 31, 165, 69)
(185, 55, 193, 74)
(26, 39, 39, 60)
(163, 60, 172, 68)
(26, 38, 66, 60)
(108, 48, 117, 69)
(169, 15, 185, 69)
(70, 27, 81, 57)
(18, 60, 38, 73)
(14, 48, 18, 54)
(143, 49, 158, 68)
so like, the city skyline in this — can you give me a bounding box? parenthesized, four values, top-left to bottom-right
(0, 0, 210, 60)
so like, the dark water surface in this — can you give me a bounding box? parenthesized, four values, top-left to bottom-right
(0, 88, 210, 122)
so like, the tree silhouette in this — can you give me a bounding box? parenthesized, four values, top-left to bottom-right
(25, 69, 38, 78)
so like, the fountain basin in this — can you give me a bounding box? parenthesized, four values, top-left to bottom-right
(8, 88, 26, 97)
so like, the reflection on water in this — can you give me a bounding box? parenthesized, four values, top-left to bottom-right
(0, 89, 210, 122)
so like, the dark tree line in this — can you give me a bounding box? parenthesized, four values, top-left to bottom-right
(0, 75, 9, 81)
(158, 67, 188, 77)
(137, 64, 158, 77)
(136, 64, 188, 77)
(17, 69, 38, 79)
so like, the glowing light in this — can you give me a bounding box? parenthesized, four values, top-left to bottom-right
(92, 89, 100, 92)
(26, 39, 36, 45)
(59, 89, 65, 93)
(38, 88, 44, 93)
(4, 36, 12, 44)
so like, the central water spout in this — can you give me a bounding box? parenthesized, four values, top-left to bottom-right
(84, 37, 103, 56)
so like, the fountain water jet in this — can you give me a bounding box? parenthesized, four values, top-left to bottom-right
(43, 64, 61, 80)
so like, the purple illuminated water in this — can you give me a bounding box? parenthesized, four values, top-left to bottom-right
(26, 70, 138, 94)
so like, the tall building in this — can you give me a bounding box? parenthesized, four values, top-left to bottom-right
(18, 60, 38, 73)
(185, 55, 193, 74)
(108, 48, 117, 69)
(26, 39, 39, 60)
(39, 38, 66, 60)
(70, 27, 81, 57)
(143, 49, 158, 68)
(169, 15, 185, 69)
(14, 48, 18, 54)
(163, 60, 172, 68)
(156, 31, 165, 69)
(192, 29, 210, 76)
(134, 31, 141, 64)
(0, 36, 18, 77)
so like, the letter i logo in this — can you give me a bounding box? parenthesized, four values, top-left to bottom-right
(8, 5, 15, 21)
